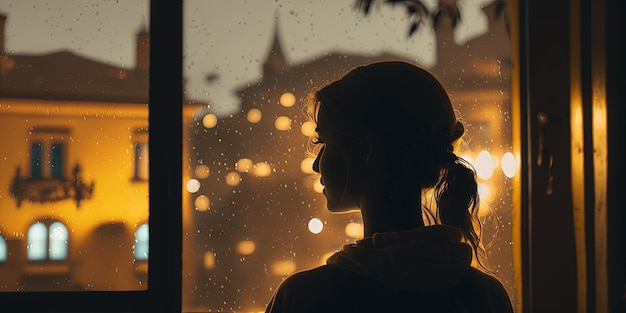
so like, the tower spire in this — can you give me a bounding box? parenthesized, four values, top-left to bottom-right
(262, 14, 288, 76)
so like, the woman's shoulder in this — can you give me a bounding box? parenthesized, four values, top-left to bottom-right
(265, 265, 381, 313)
(277, 264, 367, 291)
(460, 268, 514, 312)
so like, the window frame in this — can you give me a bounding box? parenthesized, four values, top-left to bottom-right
(0, 0, 622, 312)
(0, 1, 182, 311)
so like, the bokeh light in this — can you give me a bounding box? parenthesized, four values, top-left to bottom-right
(501, 152, 517, 178)
(313, 177, 324, 193)
(195, 164, 210, 179)
(203, 251, 215, 269)
(253, 162, 271, 177)
(300, 121, 316, 137)
(344, 222, 364, 239)
(274, 116, 291, 131)
(194, 195, 210, 211)
(202, 113, 218, 128)
(236, 158, 254, 173)
(246, 108, 262, 123)
(308, 218, 324, 234)
(236, 240, 256, 255)
(279, 92, 296, 107)
(300, 157, 315, 174)
(186, 179, 201, 193)
(474, 150, 494, 180)
(271, 260, 296, 276)
(225, 171, 241, 186)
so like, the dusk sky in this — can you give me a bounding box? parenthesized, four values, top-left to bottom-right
(0, 0, 493, 115)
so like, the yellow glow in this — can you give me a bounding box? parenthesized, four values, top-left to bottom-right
(236, 158, 254, 173)
(300, 121, 316, 137)
(246, 108, 262, 123)
(203, 251, 215, 269)
(313, 177, 324, 193)
(195, 164, 210, 179)
(477, 183, 491, 200)
(225, 171, 241, 186)
(320, 251, 335, 265)
(308, 218, 324, 234)
(202, 113, 218, 128)
(474, 150, 494, 180)
(460, 154, 474, 166)
(271, 260, 296, 276)
(274, 116, 291, 131)
(236, 240, 256, 255)
(500, 152, 517, 178)
(279, 92, 296, 107)
(253, 162, 271, 177)
(185, 179, 201, 193)
(300, 158, 315, 174)
(345, 222, 364, 238)
(478, 202, 492, 217)
(194, 195, 210, 211)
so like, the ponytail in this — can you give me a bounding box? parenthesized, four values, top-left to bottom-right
(434, 155, 488, 271)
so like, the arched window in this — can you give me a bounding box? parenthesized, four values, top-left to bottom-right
(48, 222, 69, 260)
(133, 223, 149, 261)
(27, 221, 69, 261)
(0, 235, 7, 263)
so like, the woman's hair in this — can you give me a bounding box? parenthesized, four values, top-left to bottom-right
(306, 61, 486, 269)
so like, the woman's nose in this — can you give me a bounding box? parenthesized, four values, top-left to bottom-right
(312, 147, 323, 173)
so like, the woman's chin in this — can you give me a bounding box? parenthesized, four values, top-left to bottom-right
(325, 201, 359, 214)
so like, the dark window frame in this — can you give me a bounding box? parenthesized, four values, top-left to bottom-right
(0, 1, 182, 311)
(0, 0, 623, 312)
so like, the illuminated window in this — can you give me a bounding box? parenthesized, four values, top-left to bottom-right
(0, 235, 7, 263)
(29, 127, 69, 179)
(134, 223, 149, 261)
(133, 128, 149, 181)
(27, 221, 68, 261)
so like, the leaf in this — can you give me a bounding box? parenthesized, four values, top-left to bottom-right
(408, 20, 420, 37)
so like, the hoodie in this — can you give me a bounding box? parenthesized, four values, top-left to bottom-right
(265, 225, 513, 313)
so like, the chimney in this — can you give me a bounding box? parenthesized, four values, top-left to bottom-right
(0, 12, 6, 55)
(135, 26, 149, 72)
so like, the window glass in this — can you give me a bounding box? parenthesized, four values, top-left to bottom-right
(134, 223, 149, 261)
(48, 222, 69, 261)
(183, 0, 516, 312)
(0, 235, 6, 262)
(27, 222, 47, 261)
(0, 1, 149, 291)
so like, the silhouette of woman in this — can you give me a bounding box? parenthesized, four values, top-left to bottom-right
(265, 61, 513, 313)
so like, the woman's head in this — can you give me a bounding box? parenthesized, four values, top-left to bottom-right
(308, 61, 484, 266)
(310, 61, 464, 189)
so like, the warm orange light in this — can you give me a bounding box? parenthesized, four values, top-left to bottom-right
(279, 92, 296, 107)
(236, 240, 256, 255)
(271, 260, 296, 276)
(345, 222, 364, 238)
(253, 162, 271, 177)
(300, 158, 315, 174)
(236, 158, 254, 173)
(300, 121, 316, 137)
(194, 195, 210, 211)
(320, 251, 335, 266)
(195, 164, 210, 179)
(247, 108, 262, 123)
(274, 116, 291, 131)
(225, 171, 241, 186)
(203, 251, 215, 269)
(202, 113, 218, 128)
(313, 177, 324, 193)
